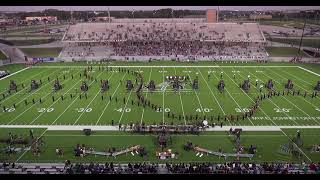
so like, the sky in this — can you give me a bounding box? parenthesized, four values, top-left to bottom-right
(0, 6, 320, 12)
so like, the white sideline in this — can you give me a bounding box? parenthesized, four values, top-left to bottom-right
(0, 67, 29, 81)
(1, 125, 320, 131)
(31, 65, 300, 68)
(298, 66, 320, 77)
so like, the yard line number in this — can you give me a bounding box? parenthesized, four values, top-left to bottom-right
(157, 108, 170, 112)
(274, 108, 291, 113)
(115, 108, 131, 113)
(3, 108, 15, 112)
(196, 108, 213, 113)
(235, 108, 251, 113)
(38, 108, 54, 113)
(76, 108, 92, 113)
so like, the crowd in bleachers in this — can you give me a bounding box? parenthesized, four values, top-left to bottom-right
(60, 41, 267, 60)
(59, 21, 268, 61)
(111, 41, 267, 57)
(63, 22, 265, 42)
(166, 162, 320, 174)
(1, 161, 319, 174)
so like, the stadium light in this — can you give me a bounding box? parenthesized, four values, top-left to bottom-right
(298, 12, 307, 57)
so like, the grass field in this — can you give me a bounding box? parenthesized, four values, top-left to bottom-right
(0, 24, 66, 35)
(0, 61, 319, 163)
(266, 47, 309, 57)
(260, 20, 305, 29)
(21, 48, 62, 58)
(0, 128, 319, 163)
(0, 61, 319, 126)
(8, 39, 56, 46)
(0, 64, 26, 73)
(268, 38, 320, 49)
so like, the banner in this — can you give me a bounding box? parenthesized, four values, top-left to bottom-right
(32, 57, 55, 62)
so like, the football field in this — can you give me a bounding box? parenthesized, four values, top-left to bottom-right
(0, 62, 320, 127)
(0, 61, 320, 163)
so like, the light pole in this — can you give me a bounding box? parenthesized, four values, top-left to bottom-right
(298, 12, 307, 58)
(171, 9, 174, 23)
(132, 9, 135, 23)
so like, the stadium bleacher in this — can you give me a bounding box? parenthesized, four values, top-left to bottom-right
(59, 20, 268, 61)
(1, 161, 319, 174)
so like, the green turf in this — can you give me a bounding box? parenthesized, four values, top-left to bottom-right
(260, 20, 303, 28)
(0, 61, 319, 126)
(20, 48, 62, 58)
(0, 61, 320, 164)
(0, 128, 319, 163)
(0, 25, 66, 35)
(0, 50, 6, 59)
(268, 38, 320, 49)
(0, 64, 26, 74)
(8, 39, 56, 46)
(266, 47, 309, 57)
(260, 20, 320, 29)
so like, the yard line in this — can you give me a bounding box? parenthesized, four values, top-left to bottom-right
(298, 66, 320, 77)
(29, 69, 83, 125)
(197, 67, 226, 115)
(185, 67, 205, 116)
(0, 67, 29, 81)
(210, 68, 250, 126)
(140, 67, 153, 125)
(282, 69, 315, 87)
(162, 67, 165, 124)
(118, 67, 142, 125)
(95, 73, 127, 125)
(50, 71, 104, 125)
(0, 69, 59, 105)
(15, 129, 48, 163)
(259, 68, 320, 125)
(32, 65, 300, 68)
(173, 67, 186, 125)
(73, 71, 115, 125)
(118, 90, 133, 125)
(270, 69, 320, 114)
(0, 68, 47, 95)
(6, 69, 68, 125)
(43, 134, 320, 137)
(243, 68, 298, 125)
(270, 68, 320, 102)
(280, 129, 312, 163)
(1, 124, 320, 130)
(216, 66, 277, 126)
(248, 72, 296, 125)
